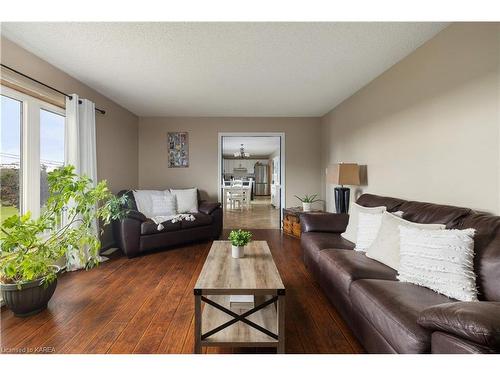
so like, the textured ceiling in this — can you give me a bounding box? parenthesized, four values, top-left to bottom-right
(1, 22, 448, 116)
(222, 136, 280, 156)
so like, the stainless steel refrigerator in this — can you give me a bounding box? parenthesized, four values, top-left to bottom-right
(254, 163, 270, 196)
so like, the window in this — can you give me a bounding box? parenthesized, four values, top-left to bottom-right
(40, 109, 65, 211)
(0, 86, 65, 221)
(0, 95, 22, 223)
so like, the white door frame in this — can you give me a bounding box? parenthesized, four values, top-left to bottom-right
(218, 132, 286, 224)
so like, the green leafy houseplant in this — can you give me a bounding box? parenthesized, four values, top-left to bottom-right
(228, 229, 252, 247)
(228, 230, 252, 259)
(294, 194, 322, 204)
(0, 165, 127, 316)
(294, 194, 323, 212)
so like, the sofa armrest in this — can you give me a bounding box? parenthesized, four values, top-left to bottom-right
(125, 209, 148, 222)
(199, 201, 221, 215)
(417, 302, 500, 349)
(300, 213, 349, 234)
(112, 217, 142, 258)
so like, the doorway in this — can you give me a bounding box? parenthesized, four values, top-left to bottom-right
(218, 133, 285, 230)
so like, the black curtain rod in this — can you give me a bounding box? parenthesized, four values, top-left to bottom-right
(1, 63, 106, 115)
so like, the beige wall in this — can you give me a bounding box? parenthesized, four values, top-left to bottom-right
(321, 23, 500, 214)
(1, 37, 139, 193)
(138, 117, 322, 208)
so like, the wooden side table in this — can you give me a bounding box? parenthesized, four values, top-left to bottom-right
(282, 207, 325, 238)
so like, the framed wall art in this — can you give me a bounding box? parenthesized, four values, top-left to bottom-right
(167, 132, 189, 168)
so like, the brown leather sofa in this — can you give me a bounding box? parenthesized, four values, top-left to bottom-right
(300, 194, 500, 354)
(113, 190, 222, 258)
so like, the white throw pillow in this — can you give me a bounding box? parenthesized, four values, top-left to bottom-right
(398, 226, 478, 301)
(354, 212, 384, 251)
(366, 212, 445, 270)
(151, 192, 177, 217)
(133, 190, 176, 218)
(341, 203, 386, 243)
(171, 188, 199, 213)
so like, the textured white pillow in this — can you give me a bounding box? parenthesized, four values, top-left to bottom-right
(366, 212, 445, 270)
(151, 192, 177, 217)
(398, 226, 477, 301)
(354, 212, 384, 251)
(133, 190, 175, 218)
(341, 203, 386, 243)
(171, 188, 199, 213)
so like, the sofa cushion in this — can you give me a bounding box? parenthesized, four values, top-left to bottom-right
(399, 200, 471, 228)
(319, 250, 397, 297)
(350, 279, 456, 353)
(180, 212, 212, 229)
(356, 194, 405, 211)
(301, 232, 354, 277)
(141, 219, 181, 235)
(302, 232, 354, 262)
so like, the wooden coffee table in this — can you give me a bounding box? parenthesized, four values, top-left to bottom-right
(193, 240, 286, 353)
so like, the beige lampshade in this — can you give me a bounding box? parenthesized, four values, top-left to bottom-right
(326, 163, 360, 186)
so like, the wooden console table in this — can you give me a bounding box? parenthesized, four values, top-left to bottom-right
(282, 207, 325, 238)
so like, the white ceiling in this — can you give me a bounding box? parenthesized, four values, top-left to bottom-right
(1, 22, 448, 117)
(222, 136, 280, 157)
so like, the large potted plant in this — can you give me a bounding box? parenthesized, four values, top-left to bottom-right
(0, 165, 127, 317)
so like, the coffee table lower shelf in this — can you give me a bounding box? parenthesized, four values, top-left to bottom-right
(201, 295, 278, 348)
(194, 293, 285, 353)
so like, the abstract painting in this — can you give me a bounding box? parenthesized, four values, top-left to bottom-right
(167, 132, 189, 168)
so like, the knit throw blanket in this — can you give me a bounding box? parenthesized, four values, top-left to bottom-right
(150, 214, 196, 231)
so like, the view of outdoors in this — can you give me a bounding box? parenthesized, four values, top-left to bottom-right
(1, 95, 21, 223)
(40, 108, 65, 210)
(0, 94, 65, 225)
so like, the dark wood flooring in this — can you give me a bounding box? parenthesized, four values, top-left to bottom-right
(0, 229, 363, 354)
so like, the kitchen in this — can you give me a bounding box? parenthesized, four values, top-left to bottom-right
(220, 136, 281, 229)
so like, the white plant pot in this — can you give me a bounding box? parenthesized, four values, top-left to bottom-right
(232, 245, 245, 258)
(302, 202, 312, 212)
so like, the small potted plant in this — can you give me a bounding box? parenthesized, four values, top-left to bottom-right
(228, 229, 252, 258)
(0, 165, 127, 317)
(294, 194, 323, 212)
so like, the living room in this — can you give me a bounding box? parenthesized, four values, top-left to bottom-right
(1, 1, 499, 374)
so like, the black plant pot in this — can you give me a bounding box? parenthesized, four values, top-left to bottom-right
(1, 267, 59, 317)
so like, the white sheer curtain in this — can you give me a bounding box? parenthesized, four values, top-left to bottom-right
(64, 94, 98, 271)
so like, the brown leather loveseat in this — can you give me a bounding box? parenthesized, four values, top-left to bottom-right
(113, 190, 222, 258)
(300, 194, 500, 354)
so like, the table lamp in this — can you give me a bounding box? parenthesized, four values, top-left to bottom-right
(326, 163, 360, 213)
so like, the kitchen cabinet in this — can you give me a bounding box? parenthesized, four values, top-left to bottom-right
(222, 159, 269, 174)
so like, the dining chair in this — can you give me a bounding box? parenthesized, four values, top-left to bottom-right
(228, 186, 245, 210)
(241, 181, 252, 209)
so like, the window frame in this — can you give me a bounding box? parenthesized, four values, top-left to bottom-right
(1, 85, 65, 219)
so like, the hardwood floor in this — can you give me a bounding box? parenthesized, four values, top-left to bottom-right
(0, 229, 363, 354)
(223, 197, 280, 229)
